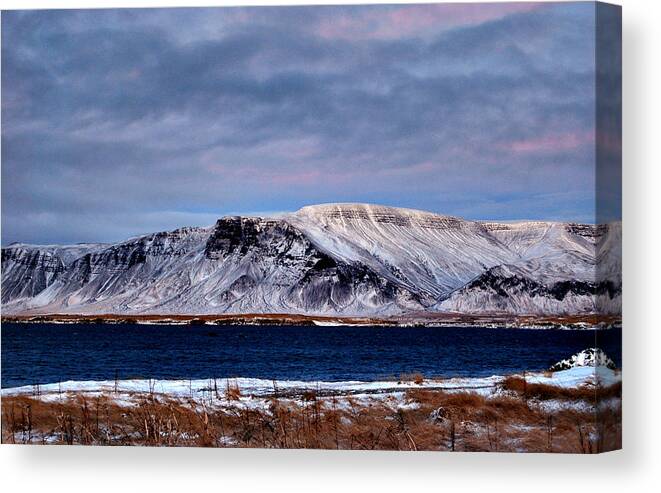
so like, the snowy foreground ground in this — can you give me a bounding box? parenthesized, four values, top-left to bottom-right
(2, 366, 619, 406)
(1, 367, 622, 452)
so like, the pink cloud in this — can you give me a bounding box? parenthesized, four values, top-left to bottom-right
(317, 3, 543, 41)
(502, 130, 595, 154)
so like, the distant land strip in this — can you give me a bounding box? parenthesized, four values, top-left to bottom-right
(1, 312, 622, 329)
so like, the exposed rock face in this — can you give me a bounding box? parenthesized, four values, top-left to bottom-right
(199, 215, 427, 314)
(1, 243, 111, 304)
(1, 248, 65, 302)
(205, 217, 266, 259)
(437, 265, 621, 315)
(1, 204, 621, 317)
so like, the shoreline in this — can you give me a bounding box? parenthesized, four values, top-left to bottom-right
(1, 366, 621, 398)
(1, 367, 622, 451)
(0, 312, 622, 330)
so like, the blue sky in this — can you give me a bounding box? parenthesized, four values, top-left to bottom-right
(1, 3, 618, 244)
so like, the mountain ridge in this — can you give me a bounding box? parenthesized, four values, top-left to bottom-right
(1, 203, 621, 317)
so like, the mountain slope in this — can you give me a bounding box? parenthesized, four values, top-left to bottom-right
(438, 221, 621, 315)
(288, 204, 517, 297)
(1, 243, 108, 304)
(1, 204, 621, 317)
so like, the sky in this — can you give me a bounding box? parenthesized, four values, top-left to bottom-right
(1, 2, 619, 245)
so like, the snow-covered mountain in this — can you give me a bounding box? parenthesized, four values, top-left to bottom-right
(437, 220, 621, 315)
(0, 203, 621, 317)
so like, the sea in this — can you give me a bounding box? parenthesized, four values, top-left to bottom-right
(0, 323, 622, 388)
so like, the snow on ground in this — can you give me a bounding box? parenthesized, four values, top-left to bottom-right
(526, 366, 604, 387)
(1, 367, 620, 413)
(2, 375, 498, 400)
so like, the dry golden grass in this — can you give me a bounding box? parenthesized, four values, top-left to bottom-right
(501, 376, 622, 404)
(2, 386, 621, 452)
(399, 373, 425, 385)
(225, 381, 242, 401)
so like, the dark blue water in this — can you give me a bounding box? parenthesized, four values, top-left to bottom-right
(0, 323, 621, 388)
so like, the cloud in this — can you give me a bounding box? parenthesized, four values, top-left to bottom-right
(1, 3, 604, 244)
(316, 3, 543, 40)
(500, 131, 595, 154)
